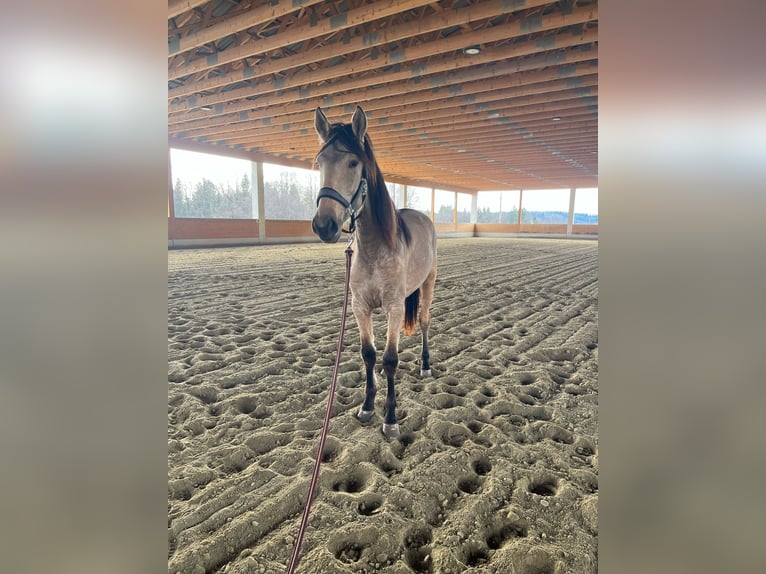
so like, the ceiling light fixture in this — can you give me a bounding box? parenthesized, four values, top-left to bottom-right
(463, 45, 481, 55)
(551, 116, 561, 121)
(200, 105, 213, 111)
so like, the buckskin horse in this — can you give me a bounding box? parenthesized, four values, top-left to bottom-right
(311, 105, 437, 439)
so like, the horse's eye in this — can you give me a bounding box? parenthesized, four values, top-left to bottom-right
(348, 160, 359, 169)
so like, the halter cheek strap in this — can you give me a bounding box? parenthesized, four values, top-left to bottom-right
(316, 178, 368, 233)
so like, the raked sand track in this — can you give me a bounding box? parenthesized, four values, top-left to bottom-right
(168, 237, 598, 574)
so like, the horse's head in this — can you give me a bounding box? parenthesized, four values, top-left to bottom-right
(311, 106, 368, 243)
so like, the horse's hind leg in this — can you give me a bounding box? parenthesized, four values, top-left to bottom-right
(354, 305, 376, 424)
(418, 267, 437, 378)
(381, 303, 405, 439)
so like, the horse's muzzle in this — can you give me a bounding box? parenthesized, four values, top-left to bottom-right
(311, 214, 341, 243)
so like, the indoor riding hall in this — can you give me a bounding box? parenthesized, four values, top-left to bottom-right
(168, 2, 598, 572)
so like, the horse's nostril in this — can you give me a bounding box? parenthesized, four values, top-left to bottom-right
(312, 216, 338, 240)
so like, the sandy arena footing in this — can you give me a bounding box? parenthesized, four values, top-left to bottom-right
(168, 237, 598, 574)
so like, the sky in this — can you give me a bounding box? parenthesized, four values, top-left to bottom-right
(170, 148, 598, 215)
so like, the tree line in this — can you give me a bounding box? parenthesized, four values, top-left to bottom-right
(172, 171, 319, 220)
(172, 175, 596, 224)
(473, 207, 597, 224)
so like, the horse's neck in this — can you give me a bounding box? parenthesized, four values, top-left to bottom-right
(356, 207, 383, 246)
(355, 196, 394, 257)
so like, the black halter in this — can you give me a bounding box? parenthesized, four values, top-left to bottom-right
(316, 177, 368, 234)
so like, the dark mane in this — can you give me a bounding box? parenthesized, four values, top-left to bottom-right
(318, 122, 410, 249)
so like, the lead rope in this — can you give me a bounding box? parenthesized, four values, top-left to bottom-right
(285, 235, 354, 574)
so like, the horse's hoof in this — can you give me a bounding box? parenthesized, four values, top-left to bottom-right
(357, 408, 375, 423)
(420, 369, 432, 378)
(381, 423, 400, 439)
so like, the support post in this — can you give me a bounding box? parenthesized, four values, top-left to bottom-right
(252, 161, 265, 241)
(453, 192, 458, 227)
(517, 190, 524, 225)
(168, 147, 175, 218)
(430, 188, 435, 221)
(168, 147, 175, 245)
(470, 193, 478, 224)
(403, 184, 408, 209)
(567, 187, 576, 236)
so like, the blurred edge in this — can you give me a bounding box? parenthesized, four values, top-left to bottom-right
(0, 2, 168, 574)
(600, 2, 766, 573)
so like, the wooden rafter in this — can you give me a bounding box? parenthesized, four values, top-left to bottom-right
(167, 0, 599, 191)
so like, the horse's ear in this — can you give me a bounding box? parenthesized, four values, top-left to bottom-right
(351, 105, 367, 144)
(315, 107, 331, 142)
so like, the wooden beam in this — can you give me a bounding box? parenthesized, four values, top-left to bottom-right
(169, 6, 597, 111)
(186, 89, 597, 148)
(372, 119, 598, 147)
(169, 0, 556, 98)
(379, 135, 599, 158)
(176, 76, 597, 140)
(168, 58, 598, 132)
(169, 28, 597, 117)
(219, 96, 596, 147)
(217, 113, 596, 164)
(168, 0, 209, 20)
(169, 0, 326, 57)
(168, 136, 315, 171)
(168, 49, 597, 132)
(169, 0, 435, 80)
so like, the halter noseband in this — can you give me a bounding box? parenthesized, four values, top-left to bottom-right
(316, 177, 368, 234)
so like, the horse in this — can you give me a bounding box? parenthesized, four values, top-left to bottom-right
(311, 105, 438, 439)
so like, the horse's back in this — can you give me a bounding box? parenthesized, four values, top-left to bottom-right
(398, 208, 437, 289)
(399, 208, 436, 242)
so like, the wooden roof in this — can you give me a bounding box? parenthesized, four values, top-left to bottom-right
(168, 0, 598, 193)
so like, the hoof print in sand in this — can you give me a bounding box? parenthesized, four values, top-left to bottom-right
(472, 455, 492, 476)
(331, 467, 369, 493)
(460, 541, 491, 567)
(528, 475, 559, 497)
(317, 436, 343, 463)
(434, 421, 470, 448)
(485, 516, 529, 552)
(403, 525, 433, 574)
(357, 493, 383, 516)
(457, 474, 482, 494)
(432, 393, 464, 410)
(390, 431, 417, 459)
(512, 547, 562, 574)
(331, 540, 368, 564)
(328, 528, 379, 565)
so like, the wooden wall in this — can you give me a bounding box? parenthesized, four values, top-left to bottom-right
(168, 218, 597, 246)
(169, 218, 259, 240)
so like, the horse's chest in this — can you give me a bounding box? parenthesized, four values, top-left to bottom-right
(350, 262, 402, 309)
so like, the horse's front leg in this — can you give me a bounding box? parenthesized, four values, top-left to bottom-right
(419, 268, 437, 377)
(381, 303, 404, 439)
(353, 302, 376, 424)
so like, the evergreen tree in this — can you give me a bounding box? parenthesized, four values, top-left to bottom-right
(173, 178, 189, 217)
(435, 204, 453, 223)
(191, 178, 220, 217)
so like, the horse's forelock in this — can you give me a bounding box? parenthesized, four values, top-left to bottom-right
(317, 121, 398, 249)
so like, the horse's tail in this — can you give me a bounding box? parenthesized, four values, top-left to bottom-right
(403, 289, 420, 335)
